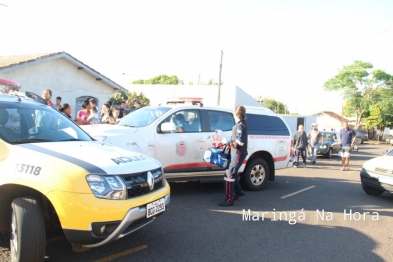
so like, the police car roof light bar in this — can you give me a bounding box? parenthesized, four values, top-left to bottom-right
(0, 78, 21, 94)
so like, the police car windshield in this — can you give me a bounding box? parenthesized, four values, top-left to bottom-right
(0, 102, 93, 144)
(387, 149, 393, 156)
(117, 106, 171, 127)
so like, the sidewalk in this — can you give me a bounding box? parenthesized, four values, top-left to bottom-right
(364, 140, 390, 145)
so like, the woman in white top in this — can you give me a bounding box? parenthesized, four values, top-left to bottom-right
(100, 103, 115, 124)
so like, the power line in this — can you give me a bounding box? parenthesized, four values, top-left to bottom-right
(356, 28, 393, 41)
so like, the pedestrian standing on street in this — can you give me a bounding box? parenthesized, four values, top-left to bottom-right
(41, 89, 57, 109)
(112, 107, 120, 122)
(307, 123, 323, 164)
(87, 106, 100, 124)
(119, 101, 126, 118)
(56, 96, 62, 109)
(100, 103, 115, 124)
(35, 89, 57, 127)
(76, 99, 91, 125)
(339, 122, 357, 171)
(293, 125, 308, 168)
(89, 98, 101, 116)
(219, 105, 247, 207)
(59, 103, 72, 119)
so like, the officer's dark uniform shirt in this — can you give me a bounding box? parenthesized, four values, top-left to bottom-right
(231, 120, 248, 153)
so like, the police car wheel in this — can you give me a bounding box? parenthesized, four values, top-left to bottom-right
(10, 197, 45, 262)
(361, 183, 384, 196)
(243, 158, 269, 191)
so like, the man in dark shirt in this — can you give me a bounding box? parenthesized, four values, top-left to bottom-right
(307, 123, 323, 164)
(293, 125, 308, 168)
(119, 101, 126, 118)
(339, 122, 357, 171)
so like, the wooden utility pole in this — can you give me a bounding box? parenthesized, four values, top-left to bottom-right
(341, 102, 344, 126)
(217, 50, 223, 105)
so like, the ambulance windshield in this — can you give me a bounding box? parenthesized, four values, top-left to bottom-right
(117, 106, 171, 128)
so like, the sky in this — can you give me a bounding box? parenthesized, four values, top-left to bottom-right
(1, 0, 392, 114)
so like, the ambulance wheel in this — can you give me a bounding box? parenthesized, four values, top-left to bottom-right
(243, 158, 269, 191)
(10, 197, 45, 262)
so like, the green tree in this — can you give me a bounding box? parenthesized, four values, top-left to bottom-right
(132, 79, 144, 84)
(109, 91, 150, 109)
(132, 75, 179, 85)
(324, 61, 393, 129)
(126, 91, 150, 109)
(260, 98, 288, 114)
(364, 88, 393, 135)
(204, 79, 222, 85)
(110, 90, 129, 104)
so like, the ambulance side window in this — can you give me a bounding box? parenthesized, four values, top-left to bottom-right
(246, 114, 290, 136)
(162, 110, 202, 133)
(207, 111, 234, 132)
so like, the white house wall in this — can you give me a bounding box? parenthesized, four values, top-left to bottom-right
(0, 58, 115, 118)
(281, 115, 317, 137)
(316, 114, 343, 132)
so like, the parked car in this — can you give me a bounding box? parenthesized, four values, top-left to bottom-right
(354, 129, 368, 144)
(360, 148, 393, 196)
(386, 135, 393, 145)
(308, 131, 341, 159)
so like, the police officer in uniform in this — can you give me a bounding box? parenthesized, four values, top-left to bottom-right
(219, 105, 248, 206)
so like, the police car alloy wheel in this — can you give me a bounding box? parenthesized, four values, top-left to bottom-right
(10, 198, 45, 262)
(243, 158, 269, 191)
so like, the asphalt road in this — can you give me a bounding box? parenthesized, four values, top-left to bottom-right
(1, 143, 392, 262)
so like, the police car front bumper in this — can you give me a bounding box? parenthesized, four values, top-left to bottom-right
(63, 194, 170, 247)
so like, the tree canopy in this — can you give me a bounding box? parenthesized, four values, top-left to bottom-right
(132, 75, 180, 85)
(324, 61, 393, 130)
(110, 90, 150, 109)
(259, 98, 289, 114)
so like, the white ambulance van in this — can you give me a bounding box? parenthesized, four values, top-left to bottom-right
(83, 104, 293, 191)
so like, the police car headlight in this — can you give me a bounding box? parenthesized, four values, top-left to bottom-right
(86, 175, 127, 200)
(92, 136, 107, 142)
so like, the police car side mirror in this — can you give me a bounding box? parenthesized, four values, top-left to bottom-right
(22, 91, 48, 105)
(161, 122, 176, 133)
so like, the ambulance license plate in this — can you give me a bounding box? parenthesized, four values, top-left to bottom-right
(146, 198, 165, 218)
(378, 175, 393, 185)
